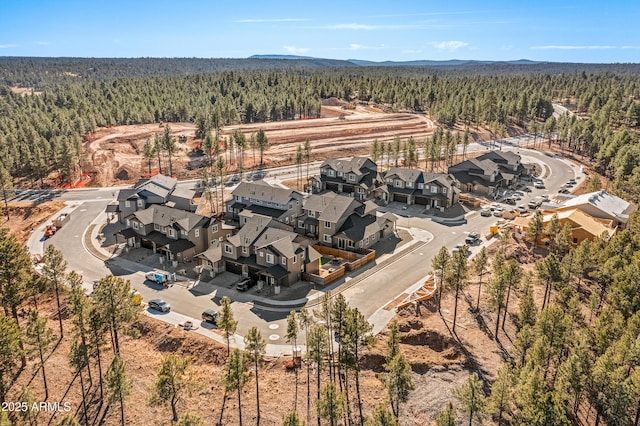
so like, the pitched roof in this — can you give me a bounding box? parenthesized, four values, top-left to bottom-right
(384, 167, 424, 183)
(232, 180, 300, 205)
(560, 190, 635, 222)
(197, 241, 223, 263)
(542, 209, 616, 239)
(129, 205, 207, 231)
(227, 214, 274, 247)
(320, 157, 376, 175)
(308, 193, 363, 223)
(336, 213, 394, 242)
(477, 150, 521, 165)
(449, 158, 499, 175)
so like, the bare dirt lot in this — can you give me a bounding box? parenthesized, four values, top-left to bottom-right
(81, 105, 436, 187)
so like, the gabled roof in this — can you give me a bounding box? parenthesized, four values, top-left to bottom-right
(128, 205, 207, 231)
(384, 167, 424, 183)
(117, 188, 139, 201)
(449, 159, 499, 175)
(542, 209, 616, 239)
(320, 157, 377, 175)
(336, 213, 395, 242)
(559, 190, 634, 222)
(227, 214, 275, 247)
(232, 180, 301, 205)
(197, 241, 223, 263)
(477, 150, 521, 166)
(306, 193, 363, 223)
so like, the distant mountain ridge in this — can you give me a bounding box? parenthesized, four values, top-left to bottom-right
(250, 54, 544, 67)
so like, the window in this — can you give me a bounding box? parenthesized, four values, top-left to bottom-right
(418, 183, 424, 189)
(442, 188, 447, 194)
(431, 185, 438, 193)
(395, 180, 403, 188)
(289, 203, 293, 209)
(167, 228, 175, 237)
(224, 244, 232, 254)
(125, 201, 131, 208)
(243, 217, 248, 224)
(285, 217, 289, 224)
(293, 255, 297, 264)
(259, 251, 264, 257)
(235, 195, 241, 201)
(281, 257, 286, 266)
(347, 240, 354, 248)
(337, 171, 343, 177)
(328, 170, 335, 177)
(323, 234, 331, 243)
(242, 246, 248, 254)
(348, 174, 356, 182)
(154, 223, 160, 231)
(324, 221, 331, 229)
(298, 220, 304, 228)
(266, 253, 274, 264)
(365, 237, 369, 245)
(195, 229, 200, 238)
(407, 181, 413, 188)
(137, 199, 144, 207)
(181, 230, 187, 237)
(359, 241, 364, 248)
(386, 178, 393, 184)
(126, 219, 131, 227)
(372, 234, 376, 241)
(132, 221, 139, 230)
(309, 211, 315, 218)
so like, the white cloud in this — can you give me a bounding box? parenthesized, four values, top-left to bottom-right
(234, 18, 309, 23)
(531, 45, 617, 50)
(0, 44, 17, 49)
(430, 41, 469, 50)
(283, 45, 310, 55)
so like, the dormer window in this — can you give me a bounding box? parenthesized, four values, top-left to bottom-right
(348, 174, 356, 182)
(328, 170, 335, 177)
(407, 181, 413, 188)
(395, 180, 403, 188)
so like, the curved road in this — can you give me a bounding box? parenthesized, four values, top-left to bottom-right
(30, 136, 581, 354)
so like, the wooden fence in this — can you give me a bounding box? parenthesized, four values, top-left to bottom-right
(304, 246, 376, 285)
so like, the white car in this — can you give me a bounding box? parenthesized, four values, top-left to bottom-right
(517, 204, 528, 213)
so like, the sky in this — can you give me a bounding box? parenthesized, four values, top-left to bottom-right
(0, 0, 638, 63)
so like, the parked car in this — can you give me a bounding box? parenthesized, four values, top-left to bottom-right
(465, 232, 480, 244)
(148, 299, 171, 312)
(540, 194, 550, 201)
(517, 204, 528, 213)
(236, 278, 255, 292)
(558, 188, 570, 194)
(493, 207, 504, 217)
(504, 198, 516, 205)
(489, 203, 501, 211)
(480, 208, 492, 217)
(567, 178, 577, 185)
(145, 270, 170, 284)
(202, 309, 219, 323)
(534, 182, 545, 189)
(510, 193, 522, 200)
(452, 243, 467, 254)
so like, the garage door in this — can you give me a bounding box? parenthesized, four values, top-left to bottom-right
(225, 261, 243, 275)
(393, 194, 408, 203)
(415, 196, 428, 205)
(326, 182, 339, 192)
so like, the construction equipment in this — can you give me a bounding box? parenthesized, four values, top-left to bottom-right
(44, 225, 57, 238)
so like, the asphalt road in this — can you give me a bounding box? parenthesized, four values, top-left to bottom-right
(36, 137, 581, 350)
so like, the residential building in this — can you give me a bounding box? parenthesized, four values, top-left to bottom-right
(117, 205, 212, 263)
(514, 208, 617, 247)
(113, 174, 198, 223)
(227, 180, 303, 225)
(552, 190, 636, 228)
(377, 167, 458, 209)
(448, 158, 505, 196)
(476, 151, 526, 185)
(311, 157, 382, 200)
(298, 192, 395, 251)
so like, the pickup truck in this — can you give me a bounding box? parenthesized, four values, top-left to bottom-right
(465, 232, 480, 245)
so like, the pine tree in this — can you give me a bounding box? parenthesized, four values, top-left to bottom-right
(25, 309, 54, 400)
(386, 321, 400, 363)
(19, 386, 39, 425)
(365, 401, 400, 426)
(282, 410, 304, 426)
(143, 138, 155, 174)
(307, 323, 329, 426)
(149, 355, 196, 423)
(223, 349, 250, 426)
(343, 306, 374, 425)
(435, 401, 456, 426)
(41, 245, 68, 338)
(316, 383, 346, 426)
(384, 353, 414, 419)
(473, 246, 488, 311)
(527, 210, 544, 250)
(92, 275, 139, 355)
(285, 310, 300, 411)
(217, 296, 238, 357)
(446, 245, 469, 333)
(454, 372, 486, 426)
(163, 125, 177, 176)
(298, 308, 314, 424)
(432, 246, 451, 313)
(501, 259, 523, 332)
(0, 315, 22, 403)
(105, 355, 131, 426)
(244, 327, 266, 425)
(487, 364, 514, 424)
(68, 339, 90, 425)
(256, 129, 269, 168)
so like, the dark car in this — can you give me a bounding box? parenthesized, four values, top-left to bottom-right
(148, 299, 170, 312)
(236, 278, 255, 292)
(202, 309, 218, 323)
(504, 198, 516, 205)
(465, 232, 480, 245)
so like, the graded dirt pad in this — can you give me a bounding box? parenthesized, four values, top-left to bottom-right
(2, 200, 66, 243)
(80, 105, 436, 187)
